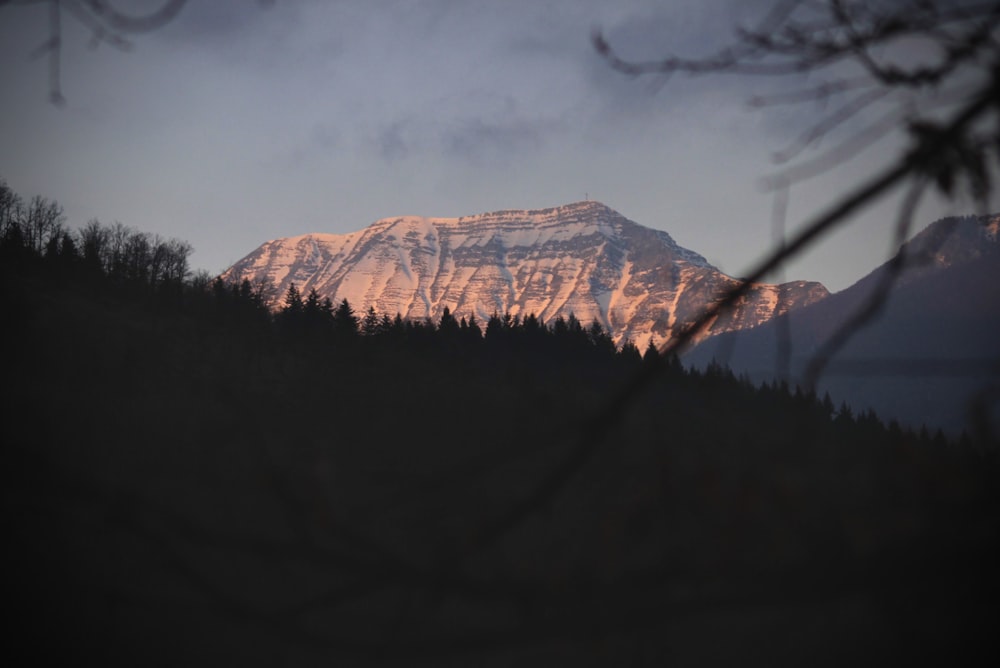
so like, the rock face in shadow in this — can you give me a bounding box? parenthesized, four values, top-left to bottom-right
(685, 214, 1000, 436)
(221, 201, 828, 349)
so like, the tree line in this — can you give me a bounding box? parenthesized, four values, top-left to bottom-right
(5, 176, 996, 667)
(0, 178, 656, 369)
(1, 178, 192, 294)
(270, 280, 644, 358)
(2, 176, 968, 447)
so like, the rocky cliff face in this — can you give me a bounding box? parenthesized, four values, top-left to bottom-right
(221, 201, 828, 348)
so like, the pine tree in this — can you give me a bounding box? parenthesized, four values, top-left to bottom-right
(362, 306, 380, 336)
(303, 288, 324, 329)
(821, 392, 836, 418)
(438, 306, 459, 339)
(332, 298, 358, 337)
(465, 313, 483, 342)
(642, 339, 660, 365)
(836, 401, 855, 426)
(321, 297, 335, 323)
(618, 339, 642, 365)
(469, 313, 483, 341)
(588, 319, 615, 356)
(485, 311, 505, 343)
(551, 315, 569, 339)
(279, 283, 304, 331)
(283, 283, 303, 314)
(238, 278, 254, 303)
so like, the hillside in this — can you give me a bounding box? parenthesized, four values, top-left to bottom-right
(684, 214, 1000, 436)
(2, 215, 998, 667)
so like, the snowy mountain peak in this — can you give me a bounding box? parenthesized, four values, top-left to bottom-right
(221, 202, 828, 349)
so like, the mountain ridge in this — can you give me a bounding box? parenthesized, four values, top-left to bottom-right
(221, 200, 828, 349)
(683, 213, 1000, 435)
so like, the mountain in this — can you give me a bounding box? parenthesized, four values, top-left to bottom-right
(684, 214, 1000, 436)
(220, 201, 828, 349)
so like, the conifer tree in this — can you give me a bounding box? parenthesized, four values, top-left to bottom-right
(438, 306, 459, 337)
(283, 283, 304, 315)
(332, 298, 358, 337)
(321, 296, 335, 323)
(821, 392, 836, 418)
(642, 339, 660, 365)
(485, 311, 505, 343)
(279, 283, 304, 331)
(303, 288, 326, 330)
(522, 312, 542, 337)
(466, 313, 482, 341)
(362, 306, 380, 336)
(588, 319, 615, 356)
(619, 339, 642, 365)
(836, 401, 855, 426)
(392, 312, 405, 333)
(551, 315, 569, 339)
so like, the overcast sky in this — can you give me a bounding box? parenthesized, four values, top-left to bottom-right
(0, 0, 992, 291)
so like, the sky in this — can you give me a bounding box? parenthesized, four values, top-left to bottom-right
(0, 0, 994, 292)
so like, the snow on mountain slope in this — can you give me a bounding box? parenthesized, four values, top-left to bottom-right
(221, 201, 829, 349)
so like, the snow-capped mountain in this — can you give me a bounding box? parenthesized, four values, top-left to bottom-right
(684, 213, 1000, 435)
(220, 201, 829, 349)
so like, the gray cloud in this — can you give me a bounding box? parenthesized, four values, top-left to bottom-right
(1, 0, 990, 290)
(442, 115, 557, 164)
(375, 119, 415, 162)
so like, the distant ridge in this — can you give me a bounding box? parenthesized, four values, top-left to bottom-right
(685, 213, 1000, 435)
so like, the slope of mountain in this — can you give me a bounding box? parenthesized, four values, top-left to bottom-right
(6, 228, 998, 667)
(221, 201, 828, 348)
(684, 214, 1000, 436)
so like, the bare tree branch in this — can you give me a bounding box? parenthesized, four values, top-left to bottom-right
(481, 56, 1000, 558)
(801, 177, 930, 391)
(3, 0, 190, 103)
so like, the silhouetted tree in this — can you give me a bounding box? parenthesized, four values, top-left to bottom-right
(22, 195, 64, 255)
(550, 314, 568, 339)
(0, 179, 20, 234)
(465, 312, 483, 342)
(642, 339, 660, 365)
(484, 310, 506, 345)
(379, 313, 394, 337)
(278, 283, 304, 331)
(618, 339, 642, 365)
(77, 218, 109, 277)
(361, 306, 381, 336)
(303, 288, 327, 331)
(437, 305, 459, 340)
(588, 318, 615, 355)
(320, 296, 335, 323)
(332, 298, 358, 338)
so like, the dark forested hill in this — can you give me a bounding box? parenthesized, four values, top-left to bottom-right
(1, 187, 998, 667)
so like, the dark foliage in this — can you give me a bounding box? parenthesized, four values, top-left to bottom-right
(1, 179, 998, 666)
